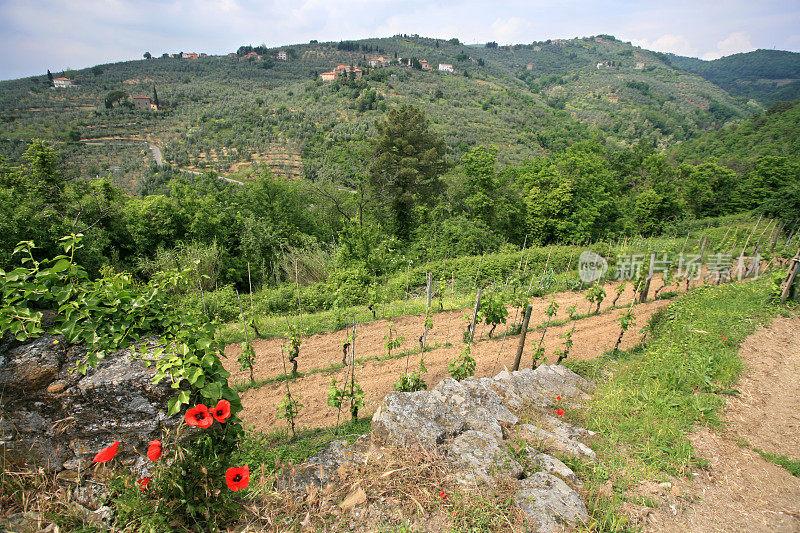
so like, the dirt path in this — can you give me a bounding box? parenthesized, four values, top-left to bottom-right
(643, 317, 800, 532)
(227, 277, 686, 433)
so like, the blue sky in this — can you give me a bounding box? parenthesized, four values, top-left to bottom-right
(1, 0, 799, 80)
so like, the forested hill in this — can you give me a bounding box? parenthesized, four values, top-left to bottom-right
(0, 34, 761, 190)
(672, 99, 800, 169)
(668, 49, 800, 106)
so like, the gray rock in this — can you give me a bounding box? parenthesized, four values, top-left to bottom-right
(432, 377, 518, 441)
(515, 472, 589, 532)
(279, 438, 367, 493)
(531, 452, 580, 485)
(371, 390, 467, 447)
(0, 335, 180, 471)
(517, 424, 596, 461)
(446, 430, 523, 485)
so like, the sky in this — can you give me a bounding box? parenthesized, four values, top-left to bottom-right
(1, 0, 799, 81)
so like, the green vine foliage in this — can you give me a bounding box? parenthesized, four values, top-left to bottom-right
(327, 376, 365, 420)
(394, 357, 428, 392)
(448, 344, 476, 381)
(478, 291, 508, 338)
(0, 235, 242, 422)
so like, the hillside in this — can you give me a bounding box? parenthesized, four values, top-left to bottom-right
(671, 99, 800, 168)
(669, 49, 800, 106)
(0, 35, 758, 190)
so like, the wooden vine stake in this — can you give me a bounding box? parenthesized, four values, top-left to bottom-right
(780, 246, 800, 304)
(235, 289, 255, 383)
(613, 280, 642, 354)
(468, 288, 483, 343)
(512, 305, 533, 371)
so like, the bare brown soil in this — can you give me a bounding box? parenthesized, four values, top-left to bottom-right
(226, 278, 686, 433)
(643, 317, 800, 532)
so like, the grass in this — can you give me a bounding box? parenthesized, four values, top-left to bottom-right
(558, 276, 785, 529)
(236, 416, 373, 471)
(753, 448, 800, 477)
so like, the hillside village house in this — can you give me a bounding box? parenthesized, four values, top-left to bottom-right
(52, 77, 76, 88)
(182, 52, 199, 59)
(438, 63, 454, 72)
(132, 95, 157, 111)
(242, 52, 262, 60)
(419, 59, 431, 71)
(635, 62, 645, 69)
(369, 56, 389, 68)
(277, 51, 288, 60)
(334, 64, 363, 79)
(320, 71, 338, 82)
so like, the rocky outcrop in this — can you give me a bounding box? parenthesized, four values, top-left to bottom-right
(289, 363, 596, 531)
(0, 333, 179, 472)
(515, 472, 589, 533)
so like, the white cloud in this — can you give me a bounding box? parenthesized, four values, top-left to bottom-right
(490, 16, 531, 44)
(702, 31, 753, 60)
(630, 34, 698, 57)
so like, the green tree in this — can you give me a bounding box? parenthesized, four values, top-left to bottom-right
(144, 52, 152, 59)
(104, 90, 127, 109)
(369, 105, 445, 241)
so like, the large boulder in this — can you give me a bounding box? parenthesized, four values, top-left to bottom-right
(431, 377, 518, 441)
(515, 472, 589, 532)
(371, 390, 468, 447)
(0, 334, 179, 472)
(445, 430, 523, 485)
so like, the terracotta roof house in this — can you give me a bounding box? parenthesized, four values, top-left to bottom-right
(420, 59, 431, 71)
(276, 50, 288, 60)
(182, 52, 198, 59)
(132, 95, 152, 110)
(52, 77, 76, 88)
(320, 71, 339, 82)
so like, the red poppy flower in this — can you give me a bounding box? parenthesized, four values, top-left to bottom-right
(211, 399, 231, 423)
(556, 396, 562, 402)
(137, 477, 151, 491)
(440, 491, 447, 500)
(226, 466, 250, 492)
(185, 404, 213, 429)
(556, 408, 565, 416)
(93, 441, 119, 463)
(147, 440, 162, 461)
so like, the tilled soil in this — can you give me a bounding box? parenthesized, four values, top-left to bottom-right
(226, 277, 686, 433)
(643, 316, 800, 532)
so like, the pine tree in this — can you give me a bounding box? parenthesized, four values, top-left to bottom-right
(47, 69, 53, 86)
(152, 85, 159, 107)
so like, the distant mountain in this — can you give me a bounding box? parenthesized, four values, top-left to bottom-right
(0, 35, 782, 189)
(668, 49, 800, 106)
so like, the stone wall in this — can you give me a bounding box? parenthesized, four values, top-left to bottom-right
(0, 333, 178, 474)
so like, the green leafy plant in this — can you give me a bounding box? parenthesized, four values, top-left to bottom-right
(286, 324, 305, 376)
(384, 321, 405, 358)
(611, 280, 627, 306)
(586, 284, 606, 314)
(327, 376, 365, 420)
(277, 393, 303, 436)
(0, 235, 241, 419)
(394, 357, 428, 392)
(533, 298, 559, 368)
(448, 344, 476, 381)
(556, 304, 578, 363)
(478, 291, 508, 338)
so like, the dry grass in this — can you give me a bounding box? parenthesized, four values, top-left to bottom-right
(244, 443, 529, 532)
